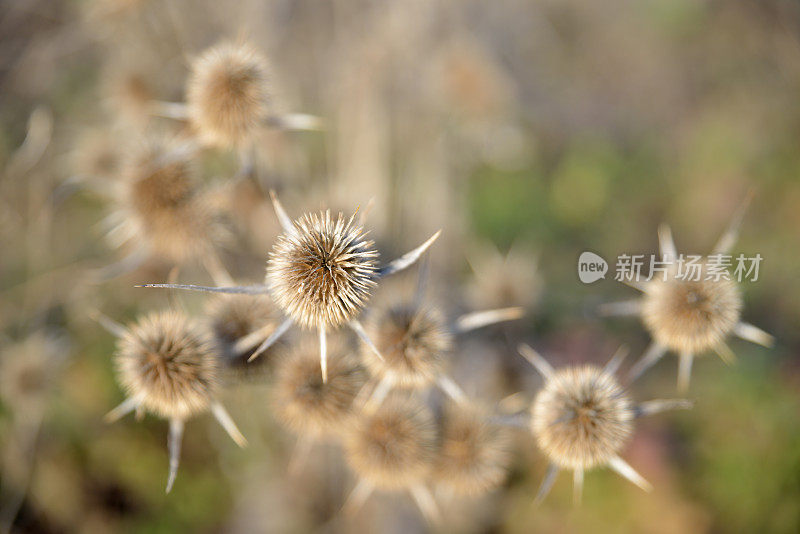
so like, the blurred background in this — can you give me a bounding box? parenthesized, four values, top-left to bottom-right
(1, 0, 799, 532)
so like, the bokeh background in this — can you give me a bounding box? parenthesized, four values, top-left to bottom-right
(1, 0, 799, 532)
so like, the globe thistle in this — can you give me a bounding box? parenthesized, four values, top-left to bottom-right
(102, 138, 230, 283)
(205, 294, 281, 381)
(433, 403, 513, 497)
(466, 241, 541, 311)
(518, 344, 691, 504)
(186, 41, 270, 149)
(0, 333, 67, 415)
(141, 192, 441, 384)
(272, 340, 366, 439)
(342, 396, 441, 522)
(360, 299, 523, 407)
(100, 310, 246, 493)
(600, 193, 774, 391)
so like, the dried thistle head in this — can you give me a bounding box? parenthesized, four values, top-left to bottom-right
(187, 41, 270, 148)
(433, 403, 512, 496)
(642, 265, 742, 355)
(115, 310, 218, 420)
(532, 365, 633, 470)
(272, 341, 366, 438)
(363, 303, 452, 389)
(113, 139, 223, 264)
(266, 210, 378, 329)
(0, 333, 66, 412)
(205, 294, 280, 377)
(345, 396, 437, 489)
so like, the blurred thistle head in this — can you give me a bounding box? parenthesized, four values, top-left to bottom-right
(267, 210, 378, 329)
(466, 241, 541, 311)
(187, 41, 270, 148)
(433, 403, 512, 496)
(115, 310, 218, 420)
(345, 396, 437, 489)
(272, 340, 366, 438)
(0, 333, 67, 413)
(111, 138, 223, 264)
(531, 364, 633, 470)
(205, 294, 281, 378)
(363, 303, 452, 389)
(642, 264, 742, 355)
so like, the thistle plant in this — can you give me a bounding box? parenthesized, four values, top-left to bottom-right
(98, 310, 246, 492)
(518, 344, 691, 504)
(141, 192, 441, 383)
(600, 194, 774, 391)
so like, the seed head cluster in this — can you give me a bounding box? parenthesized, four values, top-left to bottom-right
(345, 396, 437, 489)
(532, 365, 633, 470)
(272, 342, 366, 438)
(363, 304, 453, 388)
(115, 311, 218, 420)
(187, 41, 270, 148)
(642, 266, 742, 354)
(267, 211, 378, 329)
(205, 294, 280, 369)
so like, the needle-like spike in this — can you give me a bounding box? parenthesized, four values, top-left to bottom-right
(627, 342, 667, 383)
(677, 351, 694, 394)
(597, 300, 642, 317)
(232, 322, 279, 354)
(319, 326, 328, 383)
(364, 372, 394, 412)
(166, 418, 185, 493)
(248, 317, 293, 362)
(203, 253, 234, 287)
(635, 399, 693, 418)
(604, 345, 629, 376)
(658, 224, 677, 262)
(573, 468, 584, 506)
(104, 397, 139, 423)
(712, 189, 755, 256)
(608, 456, 652, 492)
(734, 321, 775, 348)
(349, 320, 383, 361)
(90, 310, 129, 339)
(264, 113, 324, 131)
(453, 307, 524, 333)
(436, 376, 467, 405)
(342, 479, 374, 516)
(269, 190, 295, 234)
(210, 402, 247, 448)
(136, 283, 270, 295)
(150, 100, 190, 120)
(714, 342, 738, 367)
(409, 484, 441, 526)
(534, 464, 560, 505)
(377, 230, 441, 278)
(517, 343, 554, 379)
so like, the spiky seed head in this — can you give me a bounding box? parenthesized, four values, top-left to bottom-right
(363, 304, 453, 388)
(187, 41, 270, 148)
(115, 311, 218, 420)
(345, 396, 437, 489)
(642, 264, 742, 354)
(532, 365, 633, 470)
(433, 403, 512, 496)
(266, 210, 378, 329)
(118, 141, 222, 263)
(0, 333, 65, 411)
(272, 341, 366, 438)
(205, 294, 280, 378)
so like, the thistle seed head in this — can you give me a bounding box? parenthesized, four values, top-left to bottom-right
(0, 333, 66, 412)
(272, 341, 366, 438)
(118, 140, 222, 263)
(266, 210, 378, 329)
(115, 311, 218, 420)
(433, 403, 512, 496)
(187, 41, 270, 148)
(345, 396, 437, 489)
(642, 266, 742, 354)
(363, 304, 453, 389)
(532, 365, 633, 470)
